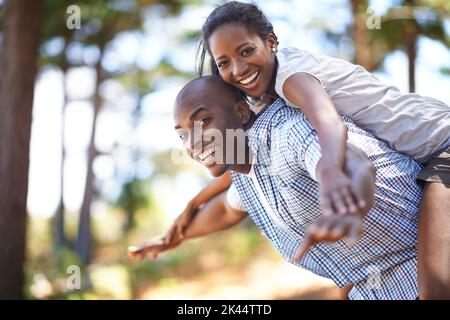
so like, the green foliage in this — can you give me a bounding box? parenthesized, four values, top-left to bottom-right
(440, 66, 450, 74)
(24, 0, 449, 300)
(369, 1, 449, 71)
(116, 177, 151, 230)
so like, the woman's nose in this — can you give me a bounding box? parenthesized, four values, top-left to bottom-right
(232, 59, 247, 77)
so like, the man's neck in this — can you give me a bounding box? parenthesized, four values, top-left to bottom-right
(244, 112, 256, 131)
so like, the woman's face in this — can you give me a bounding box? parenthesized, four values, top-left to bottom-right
(208, 24, 277, 98)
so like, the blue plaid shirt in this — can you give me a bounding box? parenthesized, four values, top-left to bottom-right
(230, 99, 422, 299)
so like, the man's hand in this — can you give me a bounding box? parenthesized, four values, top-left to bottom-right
(128, 235, 181, 261)
(294, 214, 364, 263)
(317, 164, 366, 216)
(164, 202, 199, 245)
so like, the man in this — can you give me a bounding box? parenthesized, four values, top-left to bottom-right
(129, 76, 421, 299)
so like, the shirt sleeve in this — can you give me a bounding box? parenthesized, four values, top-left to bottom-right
(275, 48, 325, 105)
(303, 134, 322, 182)
(286, 116, 322, 182)
(225, 182, 248, 212)
(288, 115, 366, 182)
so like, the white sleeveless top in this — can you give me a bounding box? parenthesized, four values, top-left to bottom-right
(274, 47, 450, 162)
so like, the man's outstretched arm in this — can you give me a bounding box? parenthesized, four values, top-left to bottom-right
(128, 191, 248, 259)
(181, 190, 248, 239)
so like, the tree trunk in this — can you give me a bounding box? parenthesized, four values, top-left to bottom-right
(350, 0, 372, 70)
(54, 64, 69, 249)
(405, 26, 417, 93)
(0, 0, 43, 299)
(75, 59, 104, 264)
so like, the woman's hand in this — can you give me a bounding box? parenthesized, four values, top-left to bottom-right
(316, 162, 366, 217)
(295, 144, 375, 263)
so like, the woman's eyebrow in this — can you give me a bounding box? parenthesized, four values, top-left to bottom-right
(235, 42, 251, 52)
(216, 42, 252, 61)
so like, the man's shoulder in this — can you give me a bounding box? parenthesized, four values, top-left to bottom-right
(247, 99, 317, 163)
(252, 99, 303, 131)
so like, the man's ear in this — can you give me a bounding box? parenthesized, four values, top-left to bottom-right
(234, 100, 252, 125)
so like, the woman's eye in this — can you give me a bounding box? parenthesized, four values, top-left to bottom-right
(217, 61, 227, 69)
(242, 47, 254, 56)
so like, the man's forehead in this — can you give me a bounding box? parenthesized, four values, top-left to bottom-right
(174, 95, 214, 128)
(175, 94, 212, 114)
(180, 79, 225, 100)
(174, 76, 241, 124)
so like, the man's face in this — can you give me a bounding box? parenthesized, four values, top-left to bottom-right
(174, 80, 248, 177)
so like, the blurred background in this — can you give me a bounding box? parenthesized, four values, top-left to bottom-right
(0, 0, 449, 300)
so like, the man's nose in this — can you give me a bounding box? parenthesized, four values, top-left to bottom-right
(184, 130, 203, 157)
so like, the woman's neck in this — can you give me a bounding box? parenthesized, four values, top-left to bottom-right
(264, 56, 279, 101)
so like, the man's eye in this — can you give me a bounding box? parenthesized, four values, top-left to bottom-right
(242, 47, 254, 56)
(200, 118, 210, 125)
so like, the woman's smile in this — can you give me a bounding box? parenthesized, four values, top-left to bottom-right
(236, 70, 260, 91)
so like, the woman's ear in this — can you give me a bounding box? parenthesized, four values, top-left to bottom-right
(234, 100, 252, 125)
(265, 33, 278, 51)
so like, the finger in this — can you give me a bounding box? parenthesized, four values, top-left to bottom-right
(315, 218, 337, 241)
(308, 218, 327, 239)
(320, 194, 333, 216)
(329, 222, 347, 241)
(178, 208, 196, 238)
(164, 219, 179, 245)
(347, 217, 364, 247)
(352, 189, 366, 210)
(330, 219, 348, 241)
(294, 218, 329, 262)
(128, 245, 146, 257)
(341, 187, 358, 215)
(330, 191, 347, 215)
(128, 246, 140, 258)
(176, 222, 186, 239)
(165, 224, 178, 245)
(138, 248, 149, 260)
(294, 234, 315, 262)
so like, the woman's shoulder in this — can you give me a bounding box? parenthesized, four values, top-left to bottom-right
(278, 47, 353, 66)
(275, 47, 325, 95)
(277, 47, 323, 70)
(278, 47, 310, 60)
